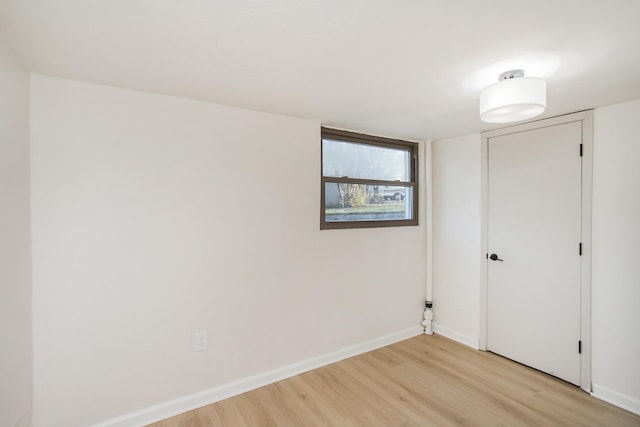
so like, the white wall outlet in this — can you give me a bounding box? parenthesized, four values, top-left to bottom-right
(453, 297, 462, 310)
(193, 331, 208, 352)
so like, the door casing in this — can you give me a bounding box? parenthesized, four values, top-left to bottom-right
(479, 110, 593, 393)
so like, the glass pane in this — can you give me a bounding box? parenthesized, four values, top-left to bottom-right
(324, 183, 413, 222)
(322, 139, 410, 181)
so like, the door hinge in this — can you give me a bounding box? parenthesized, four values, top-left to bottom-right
(579, 243, 582, 256)
(580, 143, 583, 157)
(578, 340, 582, 354)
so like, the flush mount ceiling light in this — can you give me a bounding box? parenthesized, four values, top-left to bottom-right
(479, 69, 546, 123)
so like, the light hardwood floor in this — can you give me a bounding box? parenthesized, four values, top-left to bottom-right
(149, 334, 640, 426)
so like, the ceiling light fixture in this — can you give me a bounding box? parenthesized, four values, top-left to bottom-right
(479, 69, 546, 123)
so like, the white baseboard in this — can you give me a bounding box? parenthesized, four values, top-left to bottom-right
(592, 383, 640, 416)
(432, 323, 479, 349)
(91, 326, 423, 427)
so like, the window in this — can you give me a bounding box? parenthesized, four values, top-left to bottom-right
(321, 127, 418, 229)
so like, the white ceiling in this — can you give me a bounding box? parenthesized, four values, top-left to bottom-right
(1, 0, 639, 140)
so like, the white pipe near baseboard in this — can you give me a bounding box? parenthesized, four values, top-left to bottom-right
(424, 140, 434, 334)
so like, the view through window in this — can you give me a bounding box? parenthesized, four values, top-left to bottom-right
(321, 128, 418, 229)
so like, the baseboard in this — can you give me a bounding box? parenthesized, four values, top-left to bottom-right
(592, 383, 640, 416)
(91, 325, 423, 427)
(432, 323, 479, 349)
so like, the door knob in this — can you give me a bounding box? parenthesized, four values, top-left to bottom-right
(489, 253, 504, 261)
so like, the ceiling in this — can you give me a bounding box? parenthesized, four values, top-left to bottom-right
(1, 0, 639, 141)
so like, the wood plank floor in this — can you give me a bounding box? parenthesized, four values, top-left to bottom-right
(148, 334, 640, 426)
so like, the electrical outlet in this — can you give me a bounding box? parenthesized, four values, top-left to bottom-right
(453, 297, 462, 310)
(193, 331, 208, 352)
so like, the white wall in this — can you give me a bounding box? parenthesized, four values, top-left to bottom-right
(30, 75, 426, 426)
(591, 99, 640, 413)
(430, 134, 481, 348)
(0, 39, 33, 427)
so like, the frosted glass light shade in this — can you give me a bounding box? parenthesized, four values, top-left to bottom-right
(479, 77, 546, 123)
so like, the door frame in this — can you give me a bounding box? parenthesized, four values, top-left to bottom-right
(479, 110, 593, 392)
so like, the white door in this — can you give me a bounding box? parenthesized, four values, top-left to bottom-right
(487, 121, 582, 385)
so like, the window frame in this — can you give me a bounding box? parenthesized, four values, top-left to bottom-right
(320, 127, 419, 230)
